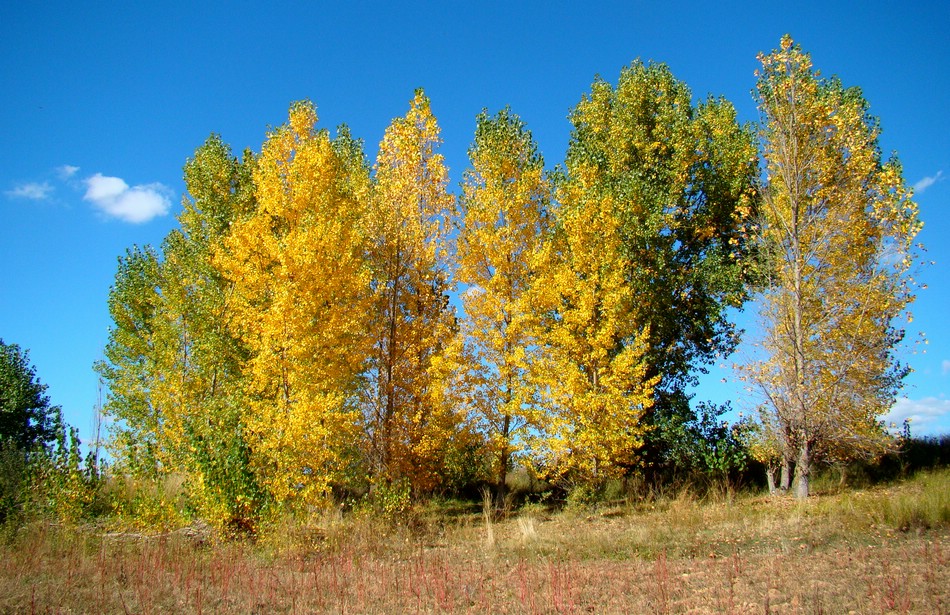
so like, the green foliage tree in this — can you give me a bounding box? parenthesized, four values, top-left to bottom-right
(0, 340, 60, 452)
(0, 341, 98, 526)
(748, 36, 922, 498)
(0, 340, 64, 525)
(562, 61, 759, 479)
(96, 246, 164, 477)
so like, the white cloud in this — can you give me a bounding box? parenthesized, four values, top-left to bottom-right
(883, 396, 950, 435)
(83, 173, 172, 223)
(913, 170, 943, 195)
(85, 174, 127, 202)
(942, 360, 950, 376)
(5, 181, 53, 200)
(57, 165, 80, 179)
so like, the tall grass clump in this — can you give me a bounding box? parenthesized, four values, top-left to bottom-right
(878, 470, 950, 531)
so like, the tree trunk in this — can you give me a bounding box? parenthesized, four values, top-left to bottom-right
(765, 463, 777, 494)
(794, 440, 811, 499)
(497, 376, 513, 504)
(497, 415, 510, 503)
(779, 456, 792, 492)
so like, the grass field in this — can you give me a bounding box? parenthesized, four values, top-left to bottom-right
(2, 470, 947, 613)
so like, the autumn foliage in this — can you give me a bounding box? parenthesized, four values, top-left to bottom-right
(745, 36, 922, 498)
(95, 39, 921, 530)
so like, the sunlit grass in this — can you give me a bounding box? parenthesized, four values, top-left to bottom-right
(2, 469, 947, 613)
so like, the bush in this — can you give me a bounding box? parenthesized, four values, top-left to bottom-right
(104, 473, 191, 531)
(0, 442, 27, 527)
(640, 399, 751, 490)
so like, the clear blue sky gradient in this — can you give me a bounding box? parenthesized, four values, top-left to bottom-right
(2, 1, 948, 446)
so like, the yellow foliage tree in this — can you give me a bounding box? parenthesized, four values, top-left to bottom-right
(455, 108, 550, 494)
(533, 183, 659, 482)
(219, 102, 373, 508)
(748, 36, 922, 498)
(362, 90, 463, 493)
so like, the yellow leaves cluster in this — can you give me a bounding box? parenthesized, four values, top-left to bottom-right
(105, 83, 733, 513)
(454, 109, 550, 488)
(534, 188, 659, 480)
(362, 90, 466, 493)
(219, 101, 373, 509)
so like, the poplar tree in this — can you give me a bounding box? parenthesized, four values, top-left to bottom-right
(749, 36, 922, 498)
(455, 108, 550, 494)
(97, 245, 164, 476)
(98, 137, 266, 530)
(534, 166, 658, 481)
(0, 340, 61, 452)
(363, 90, 462, 493)
(157, 136, 262, 529)
(219, 102, 373, 507)
(562, 61, 758, 478)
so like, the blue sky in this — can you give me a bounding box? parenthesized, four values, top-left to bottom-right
(2, 1, 949, 446)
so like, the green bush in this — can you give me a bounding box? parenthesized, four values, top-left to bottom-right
(0, 442, 27, 527)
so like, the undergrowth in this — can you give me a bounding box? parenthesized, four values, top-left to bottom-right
(2, 468, 947, 613)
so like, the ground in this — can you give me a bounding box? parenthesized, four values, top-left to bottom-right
(2, 472, 947, 613)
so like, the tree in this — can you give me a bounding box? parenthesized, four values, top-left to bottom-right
(96, 245, 165, 476)
(362, 90, 462, 493)
(157, 135, 263, 531)
(748, 36, 922, 498)
(96, 136, 267, 531)
(533, 160, 658, 481)
(735, 409, 786, 493)
(455, 108, 551, 495)
(218, 101, 373, 508)
(0, 340, 61, 452)
(562, 61, 759, 480)
(0, 343, 98, 525)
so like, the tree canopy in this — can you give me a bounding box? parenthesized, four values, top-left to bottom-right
(0, 339, 61, 452)
(561, 60, 760, 480)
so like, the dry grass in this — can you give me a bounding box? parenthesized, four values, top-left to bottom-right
(2, 470, 948, 613)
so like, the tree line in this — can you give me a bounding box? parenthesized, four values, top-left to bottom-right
(81, 36, 920, 532)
